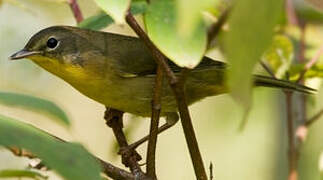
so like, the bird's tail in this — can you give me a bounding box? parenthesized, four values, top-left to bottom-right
(253, 75, 315, 94)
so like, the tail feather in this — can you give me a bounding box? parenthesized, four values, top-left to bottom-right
(254, 75, 316, 94)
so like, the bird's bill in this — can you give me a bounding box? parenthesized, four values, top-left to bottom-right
(9, 49, 41, 60)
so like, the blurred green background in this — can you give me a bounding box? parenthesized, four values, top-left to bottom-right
(1, 0, 323, 179)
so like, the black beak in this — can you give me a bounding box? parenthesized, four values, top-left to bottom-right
(9, 49, 41, 60)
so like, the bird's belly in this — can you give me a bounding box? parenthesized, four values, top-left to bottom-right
(63, 72, 225, 117)
(68, 77, 178, 116)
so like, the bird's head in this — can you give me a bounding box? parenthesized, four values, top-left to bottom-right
(9, 26, 107, 79)
(10, 26, 83, 65)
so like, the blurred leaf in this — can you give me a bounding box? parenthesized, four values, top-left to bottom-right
(290, 63, 323, 80)
(176, 0, 217, 36)
(0, 169, 48, 180)
(305, 0, 323, 11)
(93, 0, 131, 24)
(145, 0, 207, 68)
(130, 0, 147, 14)
(263, 35, 294, 78)
(0, 91, 70, 126)
(79, 12, 113, 30)
(79, 1, 147, 30)
(0, 114, 101, 180)
(222, 0, 283, 107)
(294, 0, 323, 23)
(320, 151, 323, 178)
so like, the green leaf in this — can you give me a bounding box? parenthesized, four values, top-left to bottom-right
(0, 114, 101, 180)
(222, 0, 283, 106)
(176, 0, 217, 36)
(145, 0, 207, 68)
(0, 169, 48, 180)
(0, 91, 70, 126)
(79, 1, 147, 30)
(93, 0, 131, 24)
(263, 35, 294, 78)
(294, 0, 323, 23)
(305, 0, 323, 11)
(129, 0, 147, 14)
(290, 63, 323, 80)
(78, 12, 113, 30)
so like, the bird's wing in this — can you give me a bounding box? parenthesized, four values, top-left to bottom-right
(101, 32, 226, 77)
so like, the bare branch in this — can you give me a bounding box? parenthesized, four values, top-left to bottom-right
(104, 108, 149, 179)
(305, 108, 323, 127)
(125, 12, 208, 180)
(209, 162, 214, 180)
(260, 61, 277, 79)
(146, 65, 164, 179)
(285, 91, 299, 180)
(207, 8, 230, 48)
(285, 0, 299, 26)
(67, 0, 84, 23)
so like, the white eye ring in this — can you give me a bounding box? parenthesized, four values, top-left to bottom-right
(46, 37, 60, 50)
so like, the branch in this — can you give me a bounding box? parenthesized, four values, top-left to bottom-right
(285, 0, 299, 26)
(306, 108, 323, 127)
(209, 162, 214, 180)
(104, 108, 148, 179)
(146, 65, 163, 179)
(67, 0, 84, 24)
(285, 91, 298, 180)
(296, 108, 323, 142)
(207, 8, 230, 48)
(260, 61, 277, 79)
(261, 61, 299, 180)
(125, 12, 208, 180)
(6, 127, 134, 180)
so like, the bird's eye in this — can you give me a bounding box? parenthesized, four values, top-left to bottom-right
(47, 38, 58, 49)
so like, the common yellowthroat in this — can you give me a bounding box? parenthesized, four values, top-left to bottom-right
(10, 26, 314, 130)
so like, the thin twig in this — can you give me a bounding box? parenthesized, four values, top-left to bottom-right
(67, 0, 84, 24)
(207, 8, 230, 48)
(286, 0, 299, 26)
(260, 61, 277, 79)
(209, 162, 213, 180)
(104, 108, 149, 179)
(297, 43, 323, 83)
(285, 91, 298, 180)
(146, 65, 164, 179)
(305, 108, 323, 127)
(125, 11, 208, 180)
(298, 22, 307, 64)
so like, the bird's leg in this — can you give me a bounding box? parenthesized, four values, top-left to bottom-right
(121, 113, 179, 152)
(104, 107, 143, 171)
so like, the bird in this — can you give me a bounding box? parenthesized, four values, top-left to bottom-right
(10, 26, 314, 145)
